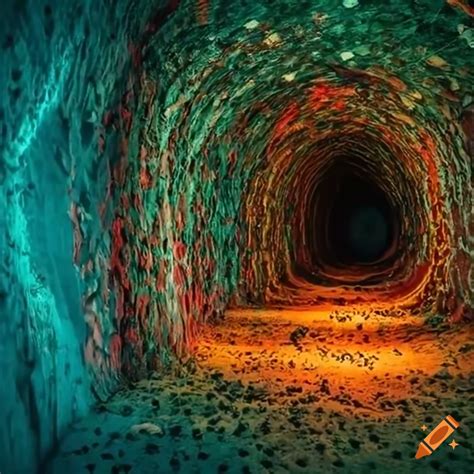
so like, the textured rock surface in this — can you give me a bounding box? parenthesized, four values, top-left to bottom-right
(49, 308, 474, 473)
(0, 0, 472, 472)
(110, 0, 474, 381)
(0, 1, 168, 472)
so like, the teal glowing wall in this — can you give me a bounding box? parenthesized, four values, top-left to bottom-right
(0, 1, 167, 471)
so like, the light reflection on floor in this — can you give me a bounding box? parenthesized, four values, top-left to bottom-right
(49, 307, 474, 473)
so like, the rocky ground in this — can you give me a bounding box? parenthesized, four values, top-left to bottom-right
(48, 307, 474, 473)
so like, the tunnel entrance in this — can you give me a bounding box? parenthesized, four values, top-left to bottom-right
(302, 156, 400, 282)
(320, 164, 395, 265)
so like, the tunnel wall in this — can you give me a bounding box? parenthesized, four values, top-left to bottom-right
(0, 0, 169, 471)
(110, 0, 473, 378)
(0, 0, 473, 471)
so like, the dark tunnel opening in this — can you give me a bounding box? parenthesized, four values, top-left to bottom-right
(283, 131, 412, 290)
(310, 161, 398, 268)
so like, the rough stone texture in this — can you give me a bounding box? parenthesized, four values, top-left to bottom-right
(111, 0, 473, 377)
(0, 1, 168, 472)
(0, 0, 473, 472)
(49, 308, 474, 473)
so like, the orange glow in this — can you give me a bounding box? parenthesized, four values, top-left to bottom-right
(195, 307, 474, 417)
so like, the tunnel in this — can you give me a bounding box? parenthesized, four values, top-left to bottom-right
(0, 0, 473, 473)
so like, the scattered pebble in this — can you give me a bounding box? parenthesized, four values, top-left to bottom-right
(353, 45, 371, 56)
(282, 72, 296, 82)
(340, 51, 355, 61)
(244, 20, 259, 30)
(264, 33, 282, 47)
(130, 423, 163, 436)
(49, 308, 473, 473)
(343, 0, 359, 8)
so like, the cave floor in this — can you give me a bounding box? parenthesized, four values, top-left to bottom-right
(49, 308, 474, 474)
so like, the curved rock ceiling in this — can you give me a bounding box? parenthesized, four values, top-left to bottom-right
(0, 0, 472, 471)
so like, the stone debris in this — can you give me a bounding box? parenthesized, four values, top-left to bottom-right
(282, 72, 296, 82)
(49, 308, 474, 473)
(3, 0, 473, 471)
(130, 423, 163, 436)
(340, 51, 355, 61)
(244, 20, 260, 30)
(343, 0, 359, 8)
(264, 32, 282, 47)
(458, 24, 474, 47)
(426, 54, 451, 69)
(353, 44, 371, 56)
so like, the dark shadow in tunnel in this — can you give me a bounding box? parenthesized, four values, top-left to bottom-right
(299, 157, 402, 284)
(323, 165, 394, 264)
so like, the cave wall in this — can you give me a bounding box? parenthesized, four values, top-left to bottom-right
(0, 0, 168, 471)
(112, 0, 473, 376)
(0, 0, 473, 471)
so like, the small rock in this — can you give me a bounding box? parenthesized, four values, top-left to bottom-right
(426, 55, 450, 70)
(130, 423, 163, 436)
(264, 33, 282, 47)
(449, 78, 460, 92)
(290, 326, 309, 345)
(462, 94, 473, 107)
(353, 45, 371, 56)
(458, 25, 474, 48)
(340, 51, 355, 61)
(343, 0, 359, 8)
(244, 20, 259, 30)
(282, 73, 296, 82)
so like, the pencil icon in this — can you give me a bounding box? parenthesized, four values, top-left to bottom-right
(415, 415, 460, 459)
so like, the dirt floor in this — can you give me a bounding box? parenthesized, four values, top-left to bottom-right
(48, 307, 474, 473)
